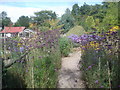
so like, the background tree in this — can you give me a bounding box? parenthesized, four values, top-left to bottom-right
(71, 4, 81, 25)
(85, 16, 95, 32)
(31, 10, 57, 31)
(33, 10, 57, 26)
(89, 4, 106, 22)
(59, 8, 75, 33)
(80, 3, 92, 16)
(71, 4, 80, 17)
(101, 2, 118, 31)
(0, 11, 12, 28)
(14, 16, 30, 27)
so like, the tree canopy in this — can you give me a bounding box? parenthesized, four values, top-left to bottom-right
(14, 16, 30, 27)
(33, 10, 57, 26)
(0, 11, 12, 28)
(59, 8, 75, 33)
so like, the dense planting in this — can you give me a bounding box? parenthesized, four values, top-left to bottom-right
(2, 29, 63, 88)
(1, 1, 119, 89)
(68, 26, 120, 88)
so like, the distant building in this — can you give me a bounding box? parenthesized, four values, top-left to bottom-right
(18, 29, 35, 38)
(0, 27, 35, 38)
(0, 27, 25, 37)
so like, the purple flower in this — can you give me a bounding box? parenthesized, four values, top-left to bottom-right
(17, 60, 20, 62)
(118, 85, 120, 88)
(88, 65, 92, 69)
(26, 69, 28, 72)
(14, 48, 19, 52)
(95, 80, 99, 84)
(101, 37, 106, 40)
(100, 86, 104, 88)
(68, 34, 81, 43)
(92, 64, 95, 66)
(20, 47, 24, 52)
(38, 56, 42, 58)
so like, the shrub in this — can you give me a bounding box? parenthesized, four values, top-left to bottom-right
(66, 25, 85, 36)
(59, 37, 72, 57)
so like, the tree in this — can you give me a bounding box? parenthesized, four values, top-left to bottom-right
(101, 2, 118, 31)
(71, 4, 80, 16)
(1, 11, 7, 19)
(0, 11, 12, 28)
(85, 16, 95, 32)
(80, 3, 92, 15)
(33, 10, 57, 26)
(59, 8, 75, 33)
(14, 16, 30, 27)
(71, 4, 81, 25)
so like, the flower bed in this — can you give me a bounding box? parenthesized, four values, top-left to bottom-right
(68, 26, 120, 88)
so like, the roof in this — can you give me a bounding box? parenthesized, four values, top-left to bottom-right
(0, 27, 25, 33)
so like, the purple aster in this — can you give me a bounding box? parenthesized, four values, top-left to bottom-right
(20, 47, 24, 52)
(95, 80, 99, 84)
(88, 65, 92, 69)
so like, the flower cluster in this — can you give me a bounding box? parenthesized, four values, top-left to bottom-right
(68, 26, 120, 52)
(79, 25, 120, 88)
(67, 34, 81, 43)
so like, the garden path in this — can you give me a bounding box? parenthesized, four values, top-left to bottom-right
(57, 48, 86, 88)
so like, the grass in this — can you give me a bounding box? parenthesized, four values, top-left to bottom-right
(66, 25, 85, 36)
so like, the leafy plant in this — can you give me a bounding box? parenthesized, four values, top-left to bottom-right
(59, 37, 72, 57)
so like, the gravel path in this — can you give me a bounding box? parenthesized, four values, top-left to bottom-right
(57, 48, 86, 88)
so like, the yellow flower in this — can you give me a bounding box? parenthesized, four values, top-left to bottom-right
(95, 48, 100, 50)
(17, 43, 22, 47)
(112, 26, 119, 30)
(89, 41, 99, 49)
(109, 29, 116, 32)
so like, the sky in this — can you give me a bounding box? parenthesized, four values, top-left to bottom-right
(0, 0, 103, 23)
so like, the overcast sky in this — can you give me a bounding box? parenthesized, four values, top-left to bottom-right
(0, 0, 103, 23)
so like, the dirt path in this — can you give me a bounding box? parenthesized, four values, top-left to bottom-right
(57, 48, 86, 88)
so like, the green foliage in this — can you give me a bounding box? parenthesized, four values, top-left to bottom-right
(82, 46, 119, 88)
(71, 4, 80, 17)
(59, 37, 72, 57)
(66, 25, 85, 36)
(85, 16, 95, 32)
(32, 49, 61, 88)
(14, 16, 30, 27)
(71, 4, 82, 25)
(38, 19, 64, 32)
(2, 17, 12, 26)
(0, 11, 12, 27)
(89, 4, 106, 22)
(33, 10, 57, 26)
(2, 63, 26, 88)
(22, 47, 61, 88)
(48, 19, 64, 30)
(80, 3, 92, 15)
(81, 28, 120, 88)
(38, 26, 50, 32)
(101, 2, 118, 31)
(59, 8, 75, 33)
